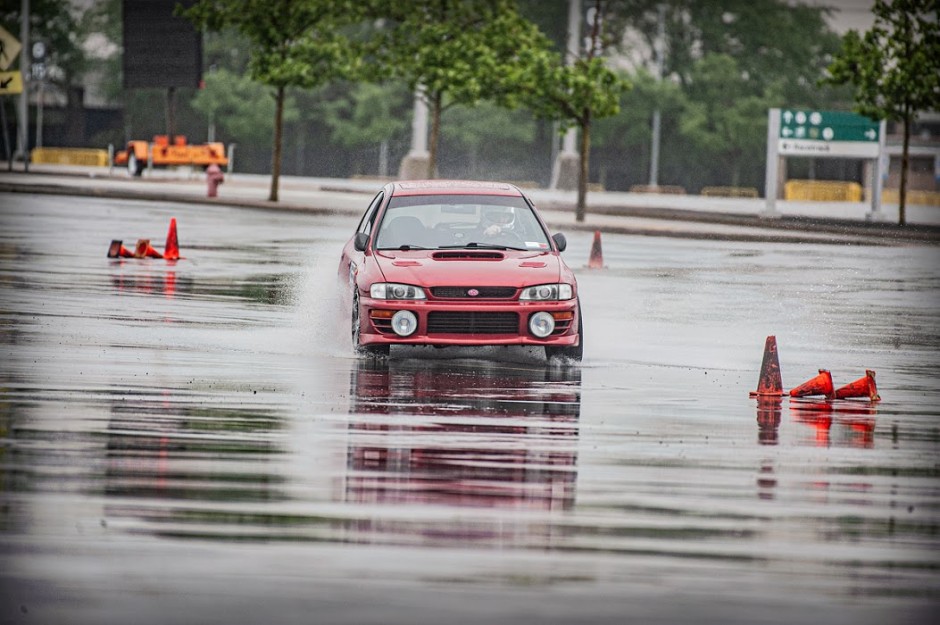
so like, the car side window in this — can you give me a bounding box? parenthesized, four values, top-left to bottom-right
(357, 192, 384, 236)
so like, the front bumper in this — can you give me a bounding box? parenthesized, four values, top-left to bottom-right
(357, 298, 580, 347)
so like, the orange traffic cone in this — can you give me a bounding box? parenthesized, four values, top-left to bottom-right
(107, 240, 134, 258)
(587, 230, 604, 269)
(789, 369, 834, 399)
(749, 335, 783, 397)
(163, 218, 180, 260)
(134, 239, 164, 259)
(834, 369, 880, 401)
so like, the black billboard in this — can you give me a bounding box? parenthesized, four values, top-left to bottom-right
(123, 0, 202, 89)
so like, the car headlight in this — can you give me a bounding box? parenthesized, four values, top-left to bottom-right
(370, 283, 427, 300)
(519, 283, 573, 301)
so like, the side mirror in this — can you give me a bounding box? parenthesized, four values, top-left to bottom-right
(354, 232, 369, 252)
(552, 232, 567, 252)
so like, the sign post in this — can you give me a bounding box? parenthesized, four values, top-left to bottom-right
(765, 108, 884, 220)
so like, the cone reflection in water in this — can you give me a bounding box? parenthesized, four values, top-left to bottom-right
(834, 369, 880, 401)
(164, 218, 180, 260)
(756, 396, 782, 445)
(107, 240, 134, 258)
(749, 335, 783, 397)
(587, 230, 604, 269)
(134, 239, 164, 259)
(789, 369, 834, 399)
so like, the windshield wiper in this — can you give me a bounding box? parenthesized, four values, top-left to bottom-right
(438, 242, 528, 251)
(378, 244, 430, 251)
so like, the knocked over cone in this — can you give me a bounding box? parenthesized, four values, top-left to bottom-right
(834, 369, 880, 401)
(789, 369, 834, 399)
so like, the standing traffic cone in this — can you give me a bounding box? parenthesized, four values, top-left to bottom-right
(834, 369, 880, 401)
(587, 230, 605, 269)
(163, 218, 180, 260)
(107, 240, 134, 258)
(134, 239, 164, 259)
(749, 335, 783, 397)
(789, 369, 834, 399)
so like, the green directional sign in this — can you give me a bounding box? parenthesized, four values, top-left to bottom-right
(777, 109, 881, 158)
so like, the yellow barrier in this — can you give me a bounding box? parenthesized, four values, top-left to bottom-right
(700, 186, 759, 198)
(629, 184, 686, 195)
(30, 147, 109, 167)
(784, 180, 863, 202)
(881, 189, 940, 207)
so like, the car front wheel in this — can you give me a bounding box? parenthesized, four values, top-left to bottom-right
(351, 292, 389, 357)
(545, 300, 583, 362)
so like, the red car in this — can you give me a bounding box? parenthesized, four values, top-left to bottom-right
(339, 180, 582, 361)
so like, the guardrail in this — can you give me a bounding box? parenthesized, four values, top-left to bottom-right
(30, 147, 109, 167)
(701, 186, 759, 198)
(881, 189, 940, 207)
(785, 180, 863, 202)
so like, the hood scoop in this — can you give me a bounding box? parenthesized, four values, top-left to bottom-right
(432, 250, 504, 261)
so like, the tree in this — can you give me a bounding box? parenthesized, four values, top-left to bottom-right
(521, 1, 629, 221)
(182, 0, 362, 202)
(680, 54, 777, 188)
(441, 102, 536, 179)
(318, 82, 410, 176)
(825, 0, 940, 226)
(366, 0, 556, 178)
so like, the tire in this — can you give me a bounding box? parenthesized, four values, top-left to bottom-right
(351, 292, 389, 357)
(546, 300, 583, 362)
(127, 152, 143, 177)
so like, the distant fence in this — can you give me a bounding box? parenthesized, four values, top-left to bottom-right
(629, 184, 686, 194)
(785, 180, 863, 202)
(701, 186, 759, 198)
(881, 189, 940, 207)
(31, 147, 109, 167)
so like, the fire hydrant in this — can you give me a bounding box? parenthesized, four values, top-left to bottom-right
(206, 163, 224, 197)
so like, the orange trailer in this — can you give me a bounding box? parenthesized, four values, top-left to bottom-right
(114, 135, 228, 176)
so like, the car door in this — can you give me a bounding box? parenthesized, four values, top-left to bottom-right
(339, 190, 385, 296)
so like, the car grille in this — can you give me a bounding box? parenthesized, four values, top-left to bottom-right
(427, 311, 519, 335)
(430, 286, 517, 299)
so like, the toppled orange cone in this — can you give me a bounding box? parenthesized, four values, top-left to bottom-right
(107, 240, 134, 258)
(134, 239, 164, 259)
(587, 230, 604, 269)
(834, 369, 880, 401)
(750, 335, 783, 397)
(163, 217, 180, 260)
(789, 369, 834, 399)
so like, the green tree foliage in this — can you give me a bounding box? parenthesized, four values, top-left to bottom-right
(191, 68, 298, 146)
(318, 82, 411, 175)
(825, 0, 940, 225)
(520, 2, 629, 221)
(680, 54, 777, 187)
(441, 102, 536, 179)
(366, 0, 556, 178)
(182, 0, 362, 201)
(591, 0, 848, 193)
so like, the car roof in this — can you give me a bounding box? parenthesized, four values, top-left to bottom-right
(390, 180, 524, 197)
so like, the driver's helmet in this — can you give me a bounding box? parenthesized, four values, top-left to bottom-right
(483, 206, 515, 228)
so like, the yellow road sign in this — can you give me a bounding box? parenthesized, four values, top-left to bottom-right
(0, 71, 23, 95)
(0, 25, 23, 72)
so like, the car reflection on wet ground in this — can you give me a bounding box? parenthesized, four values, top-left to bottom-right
(1, 193, 938, 624)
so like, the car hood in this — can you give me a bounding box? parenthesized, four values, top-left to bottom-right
(373, 249, 562, 288)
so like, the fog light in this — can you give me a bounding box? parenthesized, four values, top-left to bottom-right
(529, 311, 555, 338)
(391, 310, 418, 337)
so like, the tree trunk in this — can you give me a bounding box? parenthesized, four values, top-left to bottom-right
(269, 85, 285, 203)
(427, 91, 442, 179)
(576, 114, 591, 222)
(899, 105, 911, 226)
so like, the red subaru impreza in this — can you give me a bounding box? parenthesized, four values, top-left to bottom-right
(338, 180, 582, 361)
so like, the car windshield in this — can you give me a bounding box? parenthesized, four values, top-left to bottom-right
(374, 194, 552, 251)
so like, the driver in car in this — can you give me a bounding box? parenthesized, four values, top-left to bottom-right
(480, 206, 516, 239)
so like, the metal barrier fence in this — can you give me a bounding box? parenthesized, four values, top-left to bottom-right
(784, 180, 863, 202)
(30, 147, 109, 167)
(701, 186, 759, 198)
